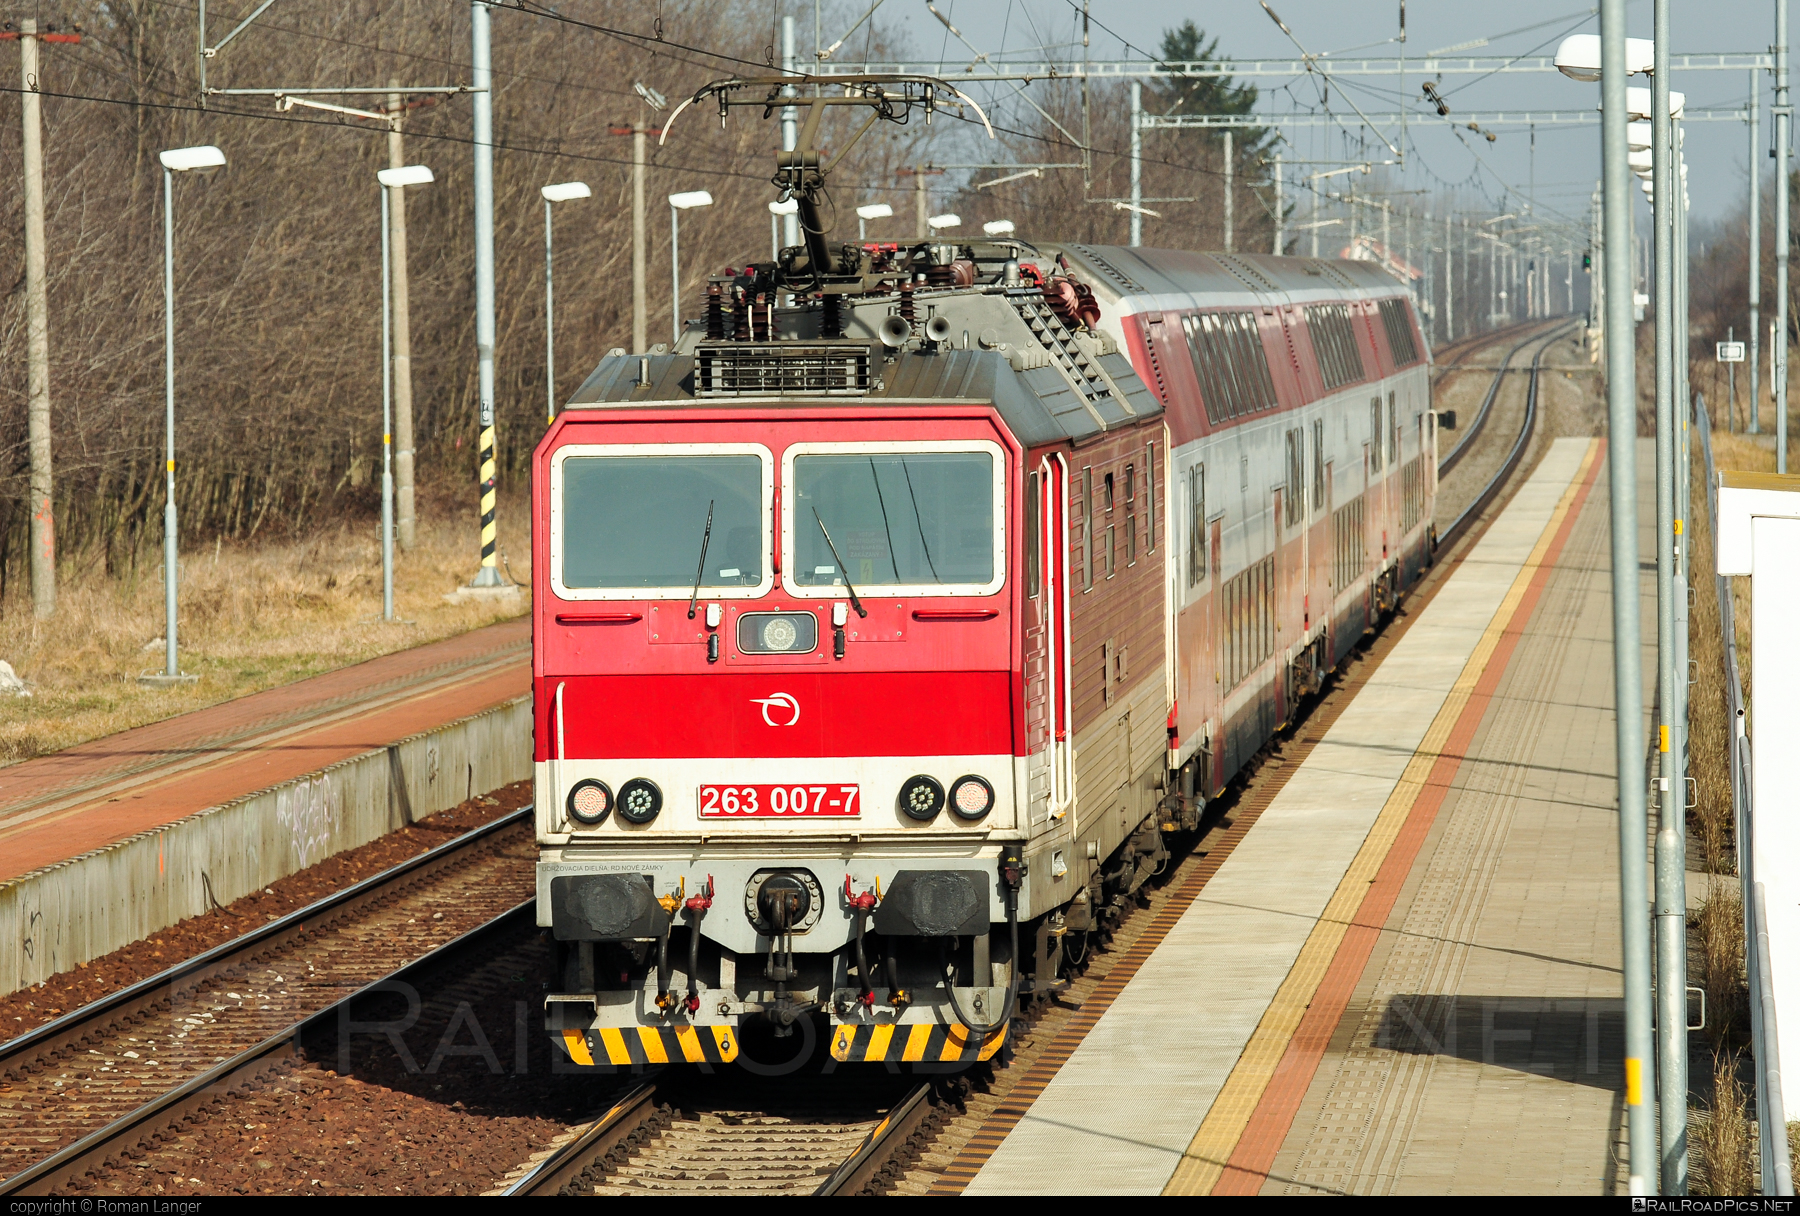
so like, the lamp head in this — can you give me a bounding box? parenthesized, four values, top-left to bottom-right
(669, 190, 714, 210)
(855, 202, 894, 221)
(982, 219, 1016, 236)
(1625, 86, 1684, 120)
(159, 145, 226, 173)
(768, 198, 799, 215)
(379, 164, 435, 189)
(1555, 33, 1654, 81)
(926, 213, 962, 231)
(634, 81, 668, 111)
(541, 180, 591, 202)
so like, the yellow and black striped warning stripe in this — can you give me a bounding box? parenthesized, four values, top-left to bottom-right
(561, 1025, 737, 1067)
(478, 424, 499, 570)
(830, 1021, 1006, 1064)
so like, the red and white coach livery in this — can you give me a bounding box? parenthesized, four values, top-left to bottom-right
(531, 76, 1432, 1070)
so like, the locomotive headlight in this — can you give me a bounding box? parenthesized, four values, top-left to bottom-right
(898, 775, 946, 822)
(566, 779, 613, 826)
(762, 616, 799, 652)
(949, 775, 995, 820)
(617, 777, 664, 824)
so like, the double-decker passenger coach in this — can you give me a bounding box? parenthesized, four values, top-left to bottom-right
(530, 74, 1432, 1069)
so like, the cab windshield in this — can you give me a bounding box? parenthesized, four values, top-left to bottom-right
(561, 453, 764, 590)
(791, 451, 995, 589)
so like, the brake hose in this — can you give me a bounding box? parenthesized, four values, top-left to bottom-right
(940, 886, 1021, 1039)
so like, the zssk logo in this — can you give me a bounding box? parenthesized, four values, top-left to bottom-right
(750, 692, 801, 727)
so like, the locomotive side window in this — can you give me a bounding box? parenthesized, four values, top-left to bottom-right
(1026, 471, 1041, 598)
(554, 449, 768, 595)
(1083, 467, 1094, 591)
(1145, 442, 1157, 553)
(1125, 464, 1137, 566)
(783, 442, 1004, 597)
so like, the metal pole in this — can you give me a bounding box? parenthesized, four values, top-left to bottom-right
(632, 125, 647, 354)
(1779, 0, 1791, 471)
(1446, 209, 1454, 341)
(544, 199, 556, 424)
(1223, 129, 1234, 252)
(469, 0, 503, 588)
(162, 165, 180, 678)
(1130, 81, 1143, 247)
(381, 185, 395, 622)
(1732, 325, 1740, 431)
(1750, 67, 1762, 433)
(670, 204, 681, 345)
(1652, 1, 1689, 1189)
(388, 84, 418, 553)
(915, 164, 927, 240)
(1273, 152, 1284, 254)
(781, 16, 800, 250)
(1602, 0, 1656, 1194)
(21, 20, 54, 619)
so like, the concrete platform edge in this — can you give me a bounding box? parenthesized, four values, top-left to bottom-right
(0, 695, 530, 998)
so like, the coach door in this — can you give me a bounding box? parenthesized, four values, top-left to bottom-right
(1044, 455, 1073, 820)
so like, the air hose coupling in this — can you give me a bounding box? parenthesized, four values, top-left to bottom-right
(998, 845, 1027, 892)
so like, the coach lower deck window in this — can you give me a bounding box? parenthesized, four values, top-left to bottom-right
(556, 451, 767, 595)
(789, 449, 998, 592)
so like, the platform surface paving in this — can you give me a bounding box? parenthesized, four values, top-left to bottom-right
(964, 437, 1653, 1195)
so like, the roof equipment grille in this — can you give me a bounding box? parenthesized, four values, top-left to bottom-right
(693, 343, 872, 396)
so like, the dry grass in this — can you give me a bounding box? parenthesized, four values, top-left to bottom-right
(1696, 890, 1748, 1052)
(1692, 1050, 1758, 1195)
(0, 491, 530, 765)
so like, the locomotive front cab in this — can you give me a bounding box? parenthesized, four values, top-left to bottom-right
(533, 402, 1029, 1069)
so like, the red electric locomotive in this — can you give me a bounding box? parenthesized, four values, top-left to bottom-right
(531, 77, 1432, 1069)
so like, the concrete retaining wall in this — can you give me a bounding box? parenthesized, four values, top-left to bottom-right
(0, 694, 531, 999)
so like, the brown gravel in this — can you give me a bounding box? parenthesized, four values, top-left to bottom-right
(71, 922, 603, 1197)
(1, 779, 534, 1041)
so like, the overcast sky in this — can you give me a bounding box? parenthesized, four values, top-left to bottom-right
(817, 0, 1784, 238)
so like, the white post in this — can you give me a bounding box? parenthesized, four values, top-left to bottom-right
(633, 126, 647, 354)
(1222, 129, 1234, 252)
(469, 0, 503, 588)
(381, 185, 395, 622)
(162, 165, 180, 678)
(781, 16, 800, 250)
(1129, 81, 1143, 247)
(1272, 152, 1284, 254)
(386, 84, 417, 553)
(670, 203, 682, 345)
(544, 198, 556, 424)
(21, 20, 54, 619)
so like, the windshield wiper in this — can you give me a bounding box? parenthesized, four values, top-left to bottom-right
(812, 507, 868, 618)
(687, 499, 715, 619)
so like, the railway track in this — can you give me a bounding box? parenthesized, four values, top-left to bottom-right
(494, 315, 1575, 1196)
(0, 322, 1572, 1199)
(0, 808, 535, 1195)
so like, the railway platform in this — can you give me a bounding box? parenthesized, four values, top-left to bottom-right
(951, 436, 1655, 1195)
(0, 617, 528, 884)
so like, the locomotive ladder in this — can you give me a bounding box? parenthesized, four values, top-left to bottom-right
(1011, 297, 1135, 417)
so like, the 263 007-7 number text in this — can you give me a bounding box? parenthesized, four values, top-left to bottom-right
(697, 784, 860, 817)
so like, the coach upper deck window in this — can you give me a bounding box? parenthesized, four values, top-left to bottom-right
(550, 444, 773, 600)
(1181, 311, 1278, 425)
(1305, 303, 1367, 391)
(781, 441, 1005, 598)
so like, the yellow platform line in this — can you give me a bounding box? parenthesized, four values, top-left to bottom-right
(1162, 440, 1601, 1196)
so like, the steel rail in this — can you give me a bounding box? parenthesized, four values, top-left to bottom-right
(813, 1081, 934, 1196)
(2, 901, 535, 1196)
(1438, 321, 1575, 550)
(502, 1081, 666, 1196)
(1437, 319, 1574, 479)
(0, 806, 532, 1195)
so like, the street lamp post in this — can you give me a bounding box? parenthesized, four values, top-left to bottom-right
(856, 202, 892, 242)
(1557, 22, 1656, 1195)
(541, 181, 592, 425)
(377, 165, 435, 623)
(668, 190, 714, 345)
(146, 145, 225, 687)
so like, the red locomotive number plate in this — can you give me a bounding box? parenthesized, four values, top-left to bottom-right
(697, 784, 860, 817)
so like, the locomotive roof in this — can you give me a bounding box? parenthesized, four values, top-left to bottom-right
(563, 296, 1164, 450)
